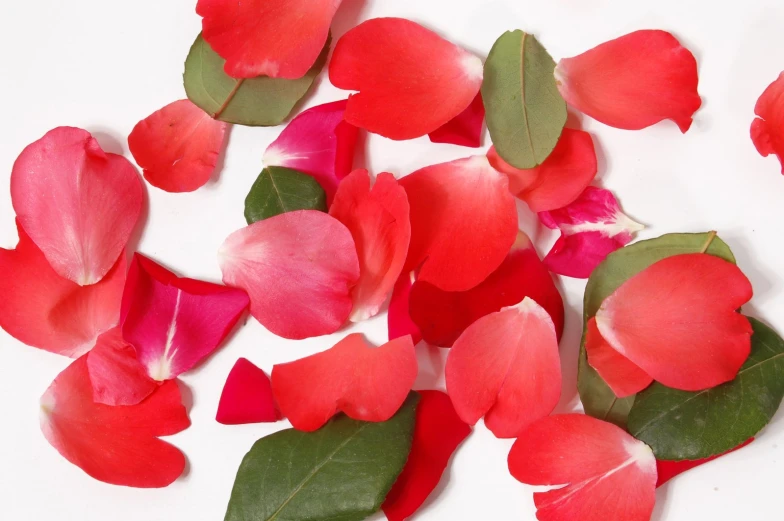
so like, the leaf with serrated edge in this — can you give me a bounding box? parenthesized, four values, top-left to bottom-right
(245, 167, 327, 224)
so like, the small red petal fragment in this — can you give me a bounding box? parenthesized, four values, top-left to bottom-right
(596, 254, 753, 391)
(0, 221, 125, 357)
(585, 317, 652, 398)
(330, 18, 484, 140)
(121, 254, 249, 381)
(40, 355, 190, 488)
(264, 100, 359, 204)
(11, 127, 142, 285)
(556, 30, 701, 132)
(196, 0, 343, 79)
(509, 414, 657, 521)
(656, 439, 753, 487)
(219, 210, 360, 339)
(216, 358, 278, 425)
(388, 271, 422, 345)
(128, 99, 228, 193)
(329, 169, 410, 321)
(382, 390, 471, 521)
(86, 327, 157, 406)
(488, 128, 597, 212)
(539, 186, 643, 278)
(428, 92, 485, 148)
(272, 333, 417, 431)
(751, 72, 784, 173)
(400, 156, 518, 291)
(410, 232, 564, 347)
(446, 298, 561, 438)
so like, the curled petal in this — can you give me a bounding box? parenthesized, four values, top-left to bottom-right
(751, 72, 784, 173)
(388, 271, 422, 345)
(585, 317, 652, 398)
(86, 327, 157, 406)
(428, 92, 485, 148)
(216, 358, 278, 425)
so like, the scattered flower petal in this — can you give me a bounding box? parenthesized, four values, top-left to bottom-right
(585, 317, 652, 398)
(656, 439, 753, 487)
(86, 327, 157, 406)
(428, 92, 485, 148)
(388, 271, 422, 345)
(751, 72, 784, 173)
(216, 358, 278, 425)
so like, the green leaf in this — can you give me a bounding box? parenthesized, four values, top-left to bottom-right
(184, 34, 329, 127)
(224, 393, 419, 521)
(482, 30, 567, 169)
(578, 233, 736, 428)
(244, 167, 327, 224)
(628, 318, 784, 460)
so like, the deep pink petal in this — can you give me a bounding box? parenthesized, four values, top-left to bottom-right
(216, 358, 278, 425)
(428, 92, 485, 148)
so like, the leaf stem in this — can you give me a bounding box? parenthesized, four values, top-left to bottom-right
(213, 79, 245, 119)
(699, 231, 717, 254)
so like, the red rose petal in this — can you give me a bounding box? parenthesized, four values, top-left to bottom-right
(400, 156, 518, 291)
(656, 439, 753, 487)
(539, 186, 643, 278)
(330, 18, 484, 140)
(382, 390, 471, 521)
(0, 221, 125, 357)
(596, 253, 753, 391)
(271, 333, 417, 431)
(488, 128, 597, 212)
(555, 30, 701, 132)
(219, 210, 360, 340)
(86, 327, 157, 406)
(121, 254, 249, 381)
(751, 72, 784, 173)
(509, 414, 657, 521)
(11, 127, 142, 285)
(329, 169, 410, 321)
(446, 298, 561, 438)
(128, 99, 228, 193)
(263, 100, 359, 204)
(216, 358, 278, 425)
(410, 232, 564, 347)
(585, 317, 652, 398)
(40, 355, 190, 488)
(388, 271, 423, 345)
(196, 0, 342, 79)
(428, 92, 485, 148)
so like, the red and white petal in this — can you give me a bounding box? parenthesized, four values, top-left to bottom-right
(751, 72, 784, 173)
(539, 186, 643, 278)
(509, 415, 657, 521)
(428, 92, 485, 148)
(330, 18, 483, 140)
(40, 355, 190, 488)
(555, 30, 701, 132)
(121, 254, 249, 381)
(216, 358, 278, 425)
(263, 100, 359, 204)
(585, 317, 652, 398)
(86, 327, 157, 406)
(446, 298, 561, 438)
(488, 129, 597, 212)
(388, 271, 422, 345)
(401, 156, 518, 291)
(128, 99, 228, 193)
(0, 222, 125, 357)
(219, 211, 360, 339)
(329, 170, 410, 321)
(196, 0, 342, 79)
(11, 127, 142, 285)
(410, 232, 564, 347)
(271, 334, 417, 431)
(596, 253, 753, 391)
(382, 390, 471, 521)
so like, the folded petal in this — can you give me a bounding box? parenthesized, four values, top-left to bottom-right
(11, 127, 143, 285)
(219, 210, 360, 339)
(329, 170, 410, 321)
(382, 390, 471, 521)
(428, 92, 485, 148)
(272, 333, 417, 431)
(410, 232, 564, 347)
(539, 186, 644, 278)
(488, 128, 597, 212)
(751, 72, 784, 173)
(121, 254, 249, 381)
(196, 0, 343, 79)
(86, 327, 157, 406)
(128, 99, 228, 193)
(595, 253, 753, 391)
(330, 18, 484, 140)
(656, 439, 753, 487)
(40, 355, 190, 488)
(388, 271, 422, 345)
(400, 156, 518, 291)
(446, 298, 561, 438)
(216, 358, 278, 425)
(555, 30, 701, 132)
(0, 222, 125, 357)
(508, 414, 657, 521)
(585, 317, 652, 398)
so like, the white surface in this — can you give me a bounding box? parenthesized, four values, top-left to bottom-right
(1, 0, 783, 519)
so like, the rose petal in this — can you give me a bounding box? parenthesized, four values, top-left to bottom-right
(656, 439, 753, 487)
(388, 271, 422, 345)
(216, 358, 278, 425)
(751, 72, 784, 173)
(86, 327, 157, 406)
(428, 92, 485, 148)
(585, 317, 652, 398)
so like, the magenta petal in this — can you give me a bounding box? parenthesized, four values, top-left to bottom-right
(428, 92, 485, 148)
(388, 270, 422, 344)
(87, 327, 157, 406)
(216, 358, 278, 425)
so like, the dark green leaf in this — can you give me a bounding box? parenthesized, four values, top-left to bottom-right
(245, 167, 327, 224)
(184, 34, 329, 127)
(224, 393, 419, 521)
(579, 233, 735, 428)
(482, 30, 566, 169)
(628, 318, 784, 460)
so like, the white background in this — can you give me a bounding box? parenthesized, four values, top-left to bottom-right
(1, 0, 784, 519)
